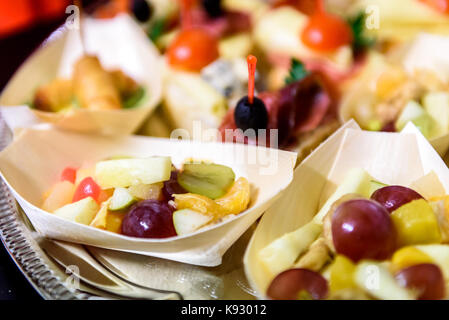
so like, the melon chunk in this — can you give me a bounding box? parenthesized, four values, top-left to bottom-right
(53, 197, 99, 225)
(95, 157, 172, 189)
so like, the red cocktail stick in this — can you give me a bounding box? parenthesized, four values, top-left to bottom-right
(315, 0, 325, 14)
(247, 55, 257, 104)
(180, 0, 194, 30)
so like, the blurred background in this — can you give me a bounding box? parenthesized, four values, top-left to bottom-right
(0, 0, 150, 300)
(0, 0, 150, 90)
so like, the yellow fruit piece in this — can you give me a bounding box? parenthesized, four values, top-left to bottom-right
(174, 193, 220, 217)
(42, 181, 75, 212)
(215, 177, 250, 217)
(105, 211, 125, 234)
(375, 67, 407, 99)
(391, 199, 442, 247)
(329, 255, 357, 292)
(428, 196, 449, 242)
(90, 200, 125, 234)
(391, 246, 433, 273)
(174, 177, 250, 220)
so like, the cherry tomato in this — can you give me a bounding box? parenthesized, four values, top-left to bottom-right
(167, 28, 219, 72)
(72, 177, 101, 203)
(301, 1, 353, 52)
(0, 0, 34, 37)
(419, 0, 449, 14)
(60, 167, 77, 184)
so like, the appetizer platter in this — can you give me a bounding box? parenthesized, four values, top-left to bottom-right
(2, 0, 449, 301)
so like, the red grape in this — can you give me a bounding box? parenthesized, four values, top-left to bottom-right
(331, 199, 396, 262)
(162, 170, 187, 201)
(121, 200, 177, 238)
(371, 185, 423, 213)
(267, 268, 328, 300)
(395, 263, 445, 300)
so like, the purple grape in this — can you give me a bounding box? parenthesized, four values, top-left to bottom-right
(162, 170, 187, 200)
(396, 264, 445, 300)
(371, 185, 423, 213)
(267, 269, 328, 300)
(332, 199, 396, 262)
(121, 200, 177, 238)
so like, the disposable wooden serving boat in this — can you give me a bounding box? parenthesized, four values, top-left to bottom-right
(0, 127, 297, 266)
(0, 14, 162, 136)
(244, 120, 449, 298)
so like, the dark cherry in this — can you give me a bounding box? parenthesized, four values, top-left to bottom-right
(162, 170, 187, 201)
(234, 96, 268, 134)
(121, 200, 177, 238)
(132, 0, 153, 22)
(202, 0, 223, 18)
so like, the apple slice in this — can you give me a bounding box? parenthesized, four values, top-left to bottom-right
(95, 157, 172, 189)
(109, 188, 136, 211)
(258, 221, 323, 277)
(314, 168, 373, 223)
(354, 261, 415, 300)
(173, 209, 213, 235)
(53, 197, 99, 225)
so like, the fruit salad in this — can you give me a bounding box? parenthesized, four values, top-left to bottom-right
(42, 157, 250, 238)
(259, 169, 449, 300)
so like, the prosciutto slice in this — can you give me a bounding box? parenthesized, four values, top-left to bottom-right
(219, 72, 336, 148)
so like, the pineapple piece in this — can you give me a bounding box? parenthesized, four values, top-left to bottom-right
(429, 196, 449, 242)
(329, 255, 357, 293)
(391, 246, 434, 273)
(90, 199, 125, 233)
(391, 199, 442, 246)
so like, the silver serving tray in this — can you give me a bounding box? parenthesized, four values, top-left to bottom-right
(0, 117, 257, 300)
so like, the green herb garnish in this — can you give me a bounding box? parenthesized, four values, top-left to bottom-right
(148, 19, 165, 43)
(348, 12, 375, 53)
(123, 87, 145, 109)
(285, 58, 309, 85)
